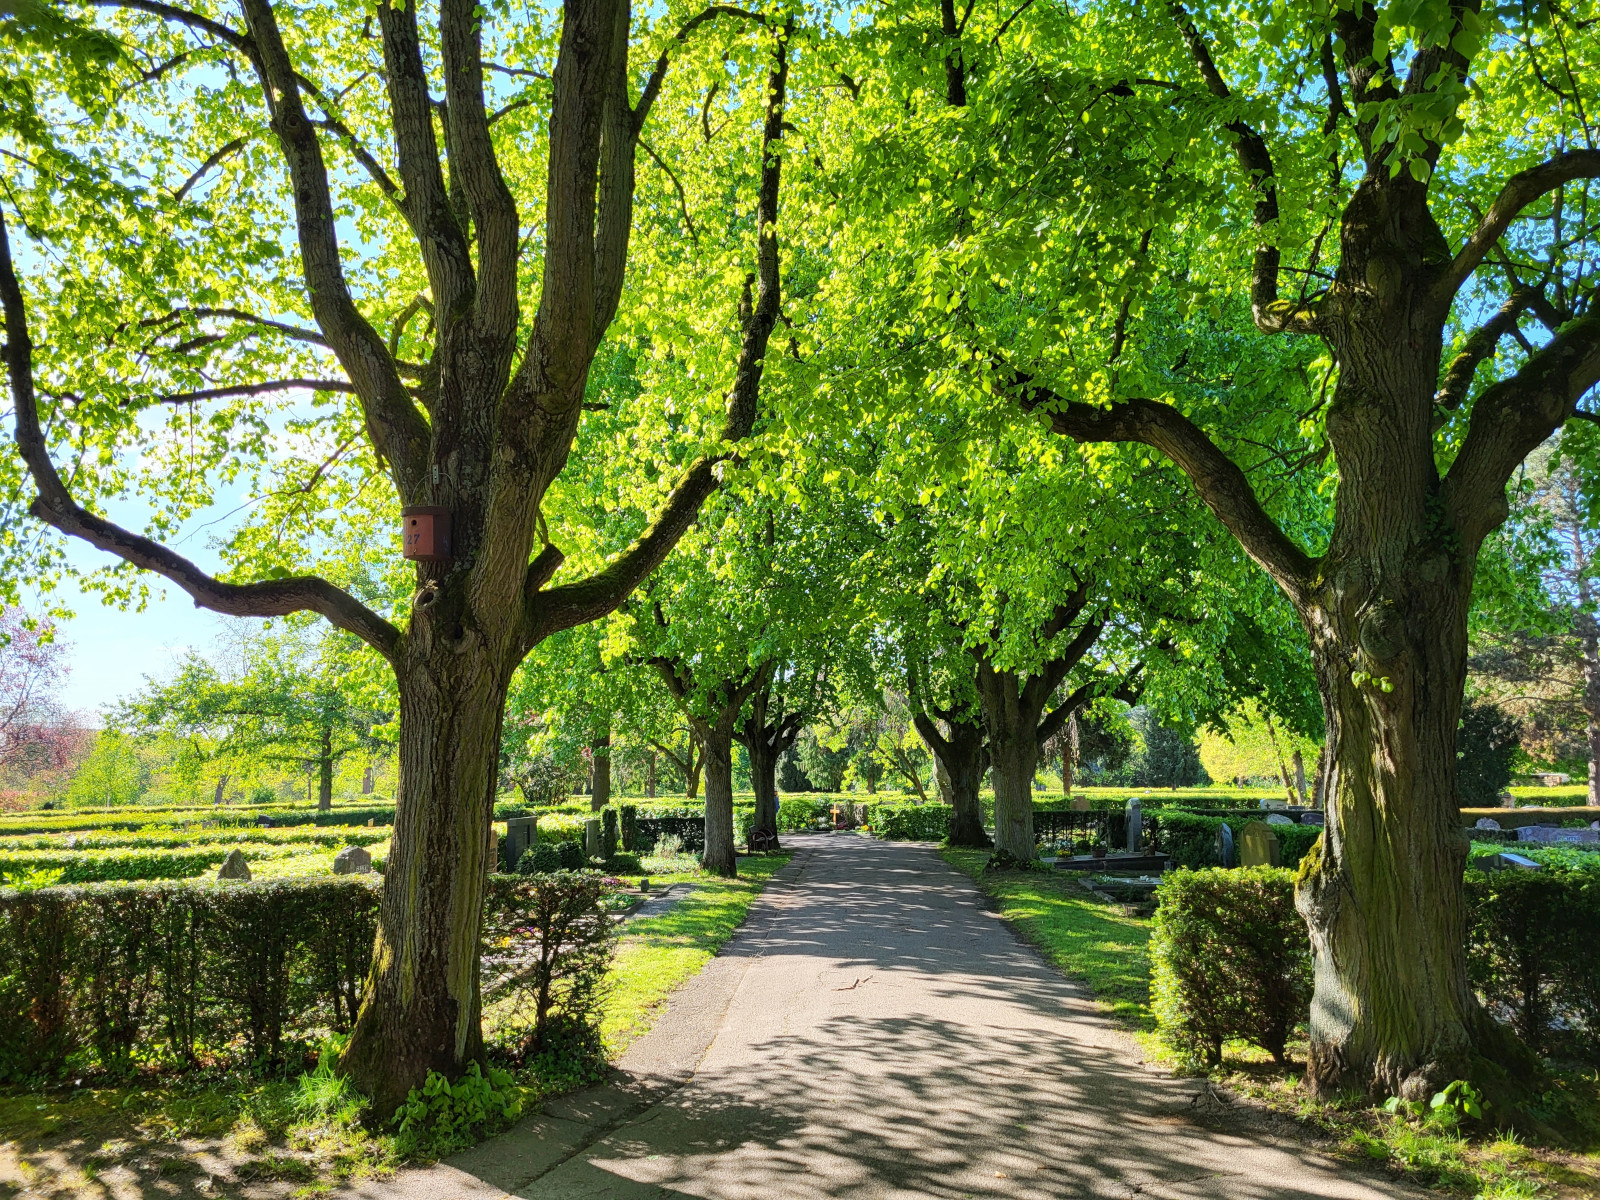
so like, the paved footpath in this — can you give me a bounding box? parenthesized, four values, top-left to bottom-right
(351, 835, 1416, 1200)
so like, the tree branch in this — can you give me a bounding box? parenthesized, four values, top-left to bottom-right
(92, 0, 254, 55)
(632, 5, 767, 136)
(1022, 382, 1314, 599)
(1170, 3, 1317, 335)
(1443, 312, 1600, 544)
(172, 137, 246, 202)
(1438, 150, 1600, 306)
(1434, 288, 1537, 412)
(640, 138, 698, 243)
(156, 378, 356, 404)
(0, 208, 401, 661)
(238, 0, 429, 497)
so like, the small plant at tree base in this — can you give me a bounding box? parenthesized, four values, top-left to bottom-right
(293, 1038, 363, 1124)
(983, 849, 1040, 872)
(1384, 1080, 1487, 1126)
(394, 1062, 521, 1159)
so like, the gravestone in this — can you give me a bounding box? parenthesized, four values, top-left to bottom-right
(1070, 795, 1089, 812)
(1518, 825, 1599, 845)
(1474, 817, 1502, 831)
(1266, 813, 1295, 826)
(584, 818, 602, 859)
(1125, 798, 1142, 852)
(1298, 811, 1324, 826)
(1215, 822, 1235, 868)
(505, 816, 538, 871)
(332, 846, 372, 875)
(217, 849, 251, 881)
(1475, 851, 1541, 871)
(1238, 820, 1281, 868)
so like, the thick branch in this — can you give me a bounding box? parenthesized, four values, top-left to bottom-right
(1171, 4, 1316, 335)
(172, 137, 246, 202)
(1444, 313, 1600, 544)
(92, 0, 253, 54)
(632, 5, 766, 135)
(0, 208, 401, 661)
(1437, 149, 1600, 306)
(1024, 384, 1314, 599)
(157, 378, 356, 404)
(1434, 288, 1537, 412)
(238, 0, 429, 496)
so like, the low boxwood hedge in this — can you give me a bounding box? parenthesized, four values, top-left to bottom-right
(0, 843, 309, 885)
(865, 803, 952, 841)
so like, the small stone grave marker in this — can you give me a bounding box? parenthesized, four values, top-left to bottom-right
(504, 816, 538, 870)
(1517, 825, 1599, 845)
(217, 849, 251, 881)
(1069, 795, 1089, 812)
(1125, 798, 1142, 852)
(1299, 811, 1324, 826)
(584, 818, 602, 859)
(1215, 822, 1235, 868)
(1266, 813, 1295, 826)
(1238, 820, 1281, 868)
(333, 846, 372, 875)
(1474, 817, 1502, 831)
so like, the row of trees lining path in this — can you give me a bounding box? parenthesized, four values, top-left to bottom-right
(4, 0, 1600, 1114)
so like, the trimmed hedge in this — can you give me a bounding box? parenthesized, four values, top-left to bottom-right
(865, 803, 952, 841)
(0, 843, 310, 885)
(0, 877, 381, 1079)
(0, 826, 393, 853)
(1151, 868, 1313, 1066)
(1465, 866, 1600, 1058)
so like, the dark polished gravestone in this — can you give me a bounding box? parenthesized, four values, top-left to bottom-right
(1054, 852, 1171, 873)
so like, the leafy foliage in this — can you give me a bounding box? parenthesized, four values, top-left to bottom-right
(395, 1063, 522, 1158)
(1151, 868, 1313, 1068)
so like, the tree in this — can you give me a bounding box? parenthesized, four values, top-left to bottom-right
(815, 0, 1599, 1095)
(120, 623, 392, 810)
(1456, 700, 1520, 809)
(2, 0, 793, 1113)
(0, 607, 70, 770)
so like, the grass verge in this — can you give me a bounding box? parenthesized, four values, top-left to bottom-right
(941, 847, 1600, 1199)
(0, 852, 791, 1199)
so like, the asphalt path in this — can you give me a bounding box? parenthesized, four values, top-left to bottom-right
(351, 833, 1417, 1200)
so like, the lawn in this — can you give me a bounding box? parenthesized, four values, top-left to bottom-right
(0, 851, 792, 1199)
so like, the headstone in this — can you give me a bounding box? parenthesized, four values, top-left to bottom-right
(1215, 822, 1235, 868)
(1266, 813, 1295, 826)
(1517, 825, 1599, 845)
(584, 818, 602, 859)
(1475, 851, 1541, 871)
(217, 849, 251, 881)
(256, 816, 274, 828)
(1125, 798, 1142, 852)
(505, 816, 539, 871)
(332, 846, 372, 875)
(1298, 811, 1324, 826)
(1070, 795, 1089, 812)
(1238, 821, 1281, 868)
(1474, 817, 1502, 831)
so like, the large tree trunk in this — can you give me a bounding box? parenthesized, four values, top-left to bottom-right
(590, 729, 611, 811)
(1580, 613, 1600, 807)
(747, 735, 780, 846)
(700, 725, 737, 876)
(646, 749, 657, 798)
(916, 714, 990, 847)
(1292, 212, 1485, 1096)
(987, 734, 1036, 859)
(342, 656, 508, 1118)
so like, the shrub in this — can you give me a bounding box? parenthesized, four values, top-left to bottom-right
(601, 809, 619, 860)
(481, 872, 618, 1065)
(866, 803, 951, 841)
(518, 843, 561, 875)
(1464, 866, 1600, 1058)
(0, 877, 381, 1080)
(555, 840, 585, 871)
(777, 797, 826, 831)
(602, 852, 642, 874)
(619, 805, 638, 852)
(1151, 867, 1312, 1068)
(652, 832, 685, 858)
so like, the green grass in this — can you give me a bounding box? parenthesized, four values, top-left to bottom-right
(602, 851, 790, 1051)
(942, 848, 1155, 1030)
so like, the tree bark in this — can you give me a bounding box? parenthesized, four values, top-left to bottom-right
(1579, 612, 1600, 807)
(342, 654, 509, 1118)
(1064, 713, 1078, 797)
(646, 748, 657, 798)
(590, 729, 611, 810)
(747, 733, 779, 843)
(914, 712, 990, 847)
(987, 731, 1037, 859)
(213, 774, 229, 805)
(700, 725, 737, 876)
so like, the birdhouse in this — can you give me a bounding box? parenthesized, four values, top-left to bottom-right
(401, 506, 452, 561)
